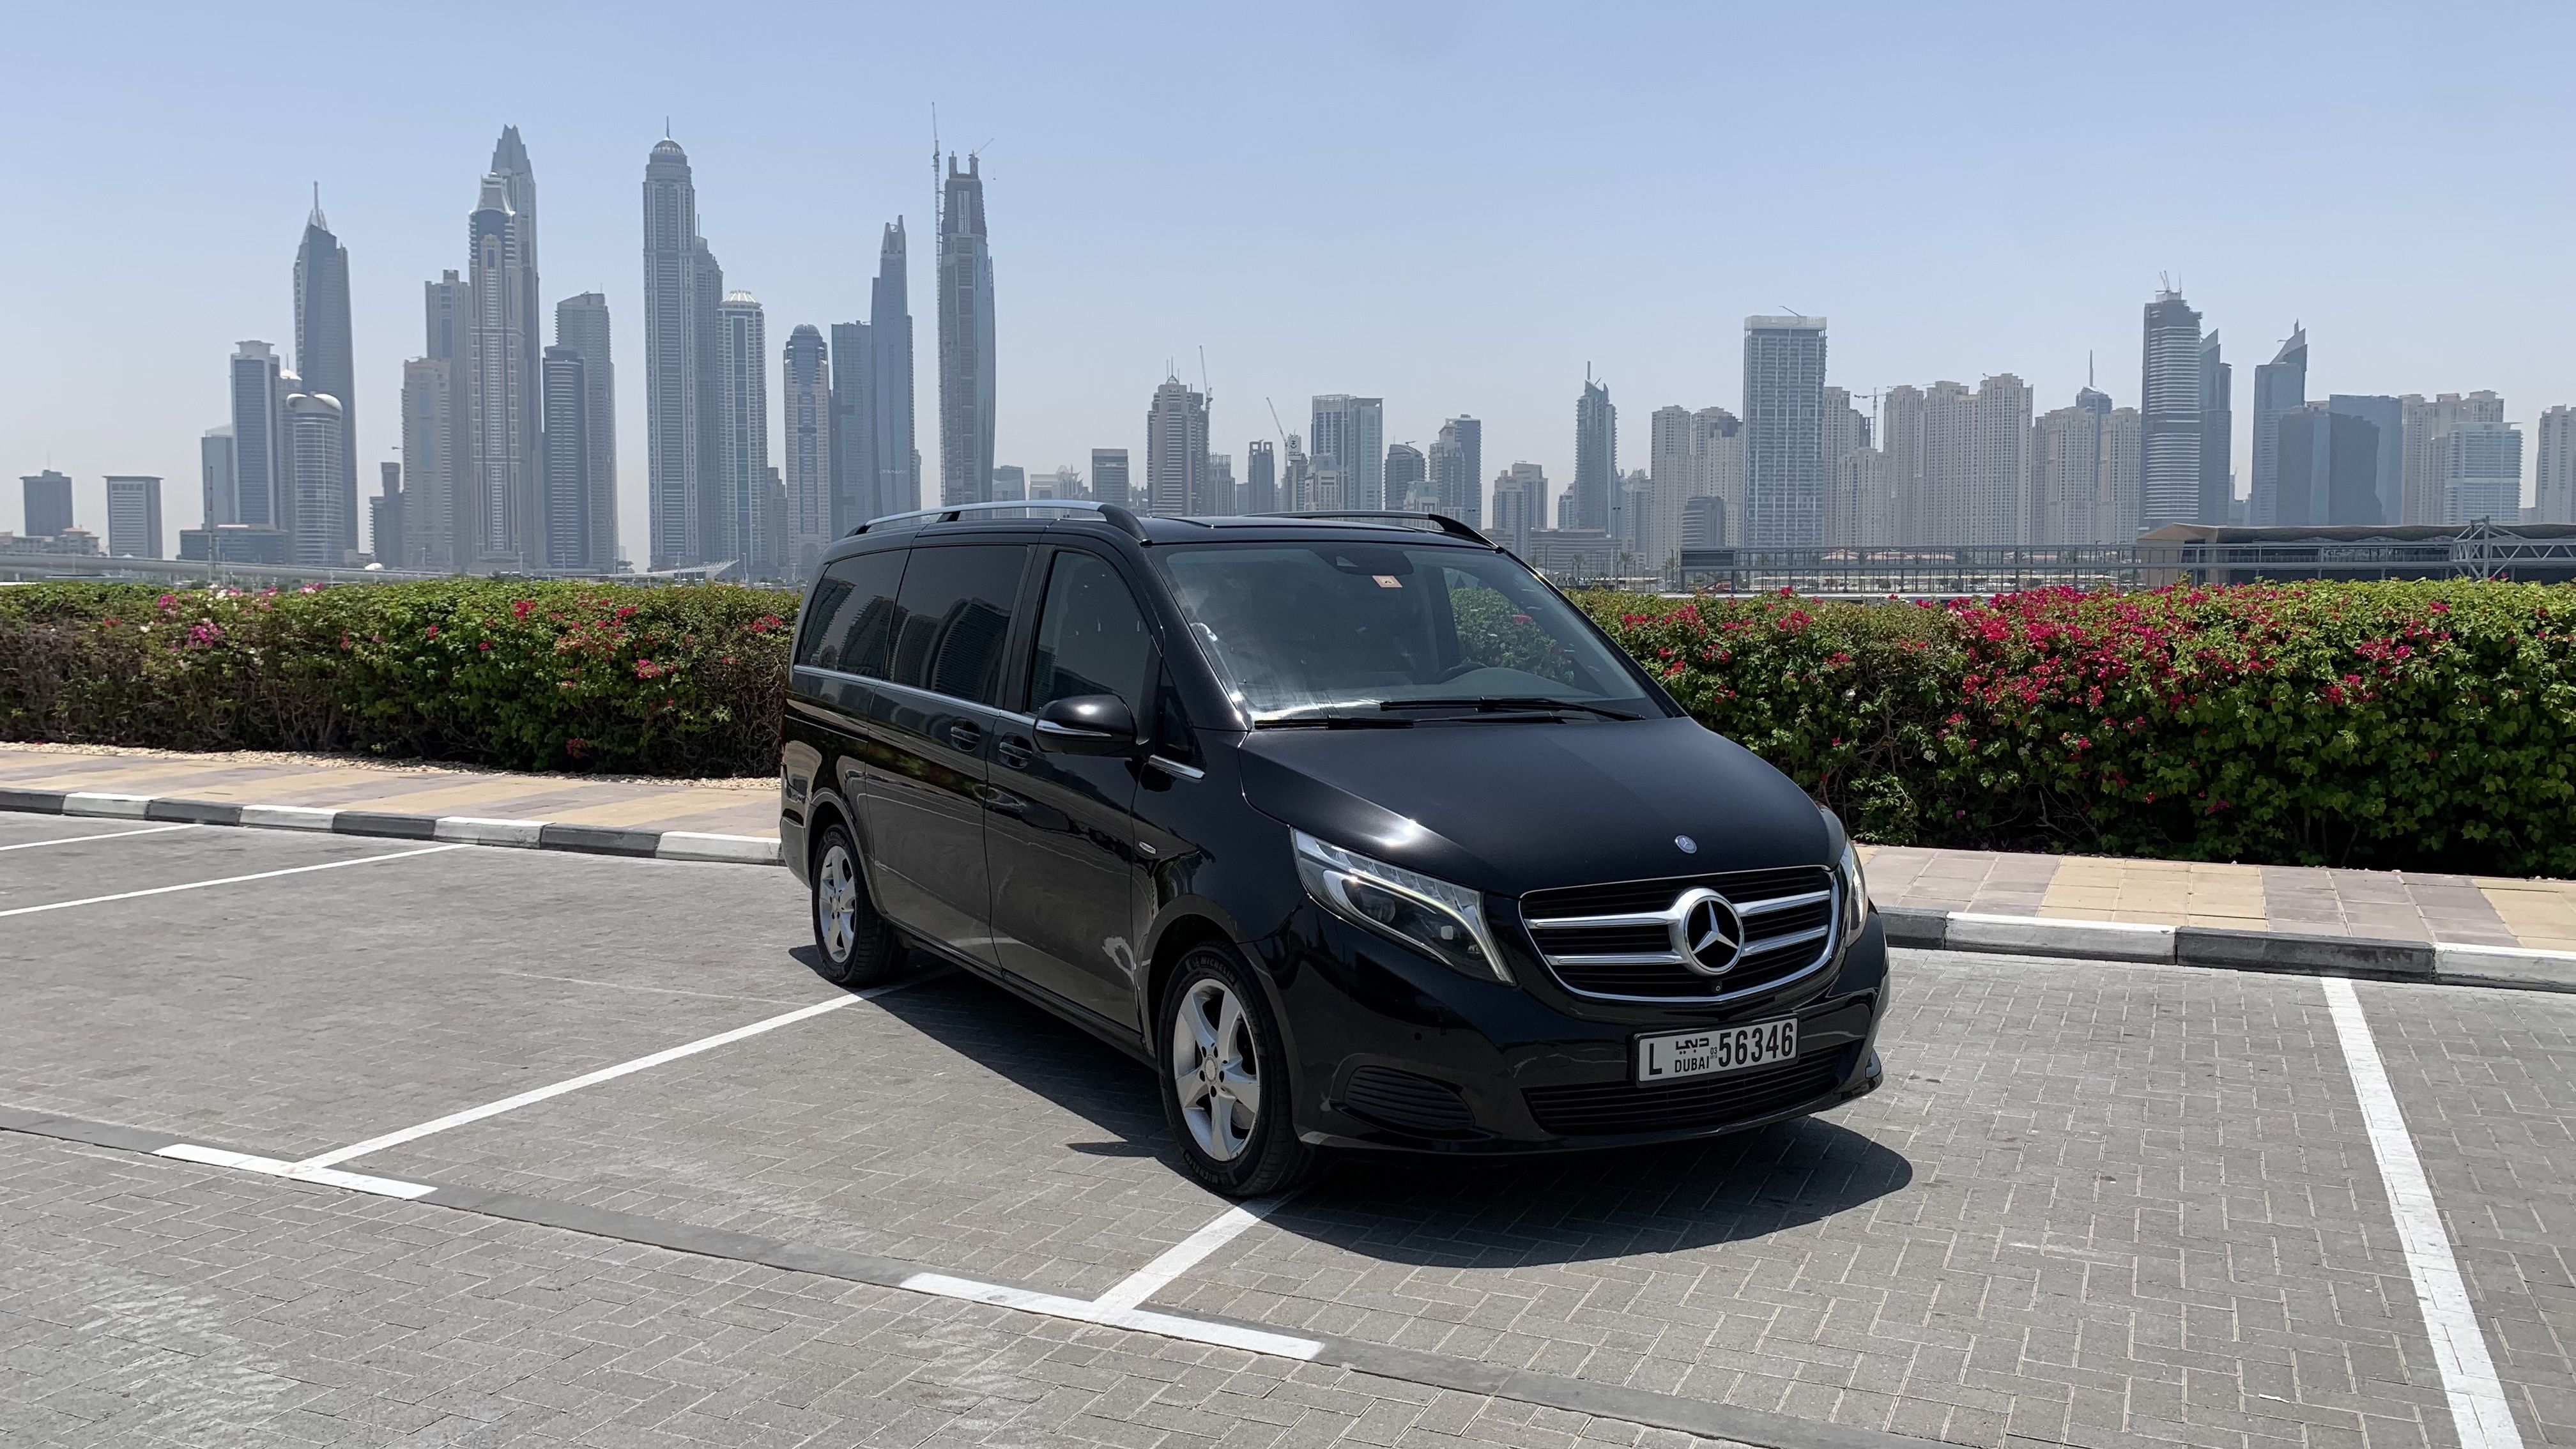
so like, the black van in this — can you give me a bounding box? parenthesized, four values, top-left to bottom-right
(781, 502, 1887, 1196)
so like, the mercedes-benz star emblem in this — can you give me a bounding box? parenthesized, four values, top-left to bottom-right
(1669, 888, 1743, 976)
(1673, 834, 1698, 854)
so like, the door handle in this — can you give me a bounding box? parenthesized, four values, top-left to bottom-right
(995, 736, 1034, 769)
(944, 721, 983, 752)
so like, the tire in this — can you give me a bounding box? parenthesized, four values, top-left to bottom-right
(1158, 944, 1317, 1197)
(810, 820, 902, 989)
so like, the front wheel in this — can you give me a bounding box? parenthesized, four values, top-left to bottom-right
(1158, 945, 1316, 1197)
(811, 822, 902, 988)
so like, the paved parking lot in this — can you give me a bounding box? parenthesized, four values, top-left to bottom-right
(2, 811, 2569, 1449)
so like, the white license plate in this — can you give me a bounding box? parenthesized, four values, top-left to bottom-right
(1634, 1017, 1798, 1085)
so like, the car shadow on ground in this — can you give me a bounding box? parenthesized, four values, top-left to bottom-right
(795, 947, 1913, 1266)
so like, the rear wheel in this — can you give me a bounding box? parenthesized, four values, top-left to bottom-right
(1158, 944, 1316, 1197)
(811, 821, 901, 988)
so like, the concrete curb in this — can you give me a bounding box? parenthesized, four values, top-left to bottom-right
(3, 791, 2570, 991)
(3, 788, 782, 867)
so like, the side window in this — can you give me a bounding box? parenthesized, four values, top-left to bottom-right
(797, 549, 907, 675)
(887, 545, 1029, 707)
(1029, 553, 1155, 716)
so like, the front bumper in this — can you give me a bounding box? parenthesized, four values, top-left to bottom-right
(1249, 905, 1890, 1154)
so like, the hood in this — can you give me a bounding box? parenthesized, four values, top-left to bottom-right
(1236, 715, 1834, 896)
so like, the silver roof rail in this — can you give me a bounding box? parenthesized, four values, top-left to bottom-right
(848, 498, 1152, 543)
(1252, 510, 1492, 545)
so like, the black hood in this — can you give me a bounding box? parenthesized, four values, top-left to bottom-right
(1235, 716, 1834, 896)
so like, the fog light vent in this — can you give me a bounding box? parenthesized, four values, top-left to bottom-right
(1342, 1066, 1475, 1136)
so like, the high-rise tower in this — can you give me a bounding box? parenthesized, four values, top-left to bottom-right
(489, 126, 543, 530)
(831, 220, 917, 531)
(2250, 325, 2308, 526)
(293, 189, 356, 559)
(1740, 317, 1828, 546)
(540, 346, 589, 569)
(2137, 289, 2205, 529)
(783, 324, 832, 577)
(1146, 376, 1210, 516)
(227, 342, 287, 531)
(937, 155, 996, 506)
(465, 172, 532, 568)
(642, 137, 706, 568)
(2197, 332, 2232, 526)
(1308, 395, 1385, 510)
(1574, 378, 1616, 533)
(713, 292, 770, 575)
(553, 293, 617, 571)
(1429, 417, 1482, 527)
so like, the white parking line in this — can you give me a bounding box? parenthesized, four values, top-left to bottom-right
(0, 843, 466, 918)
(0, 823, 197, 853)
(1091, 1199, 1285, 1312)
(294, 976, 925, 1171)
(900, 1271, 1323, 1359)
(153, 1142, 436, 1200)
(2320, 976, 2527, 1449)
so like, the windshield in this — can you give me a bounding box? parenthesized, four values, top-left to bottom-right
(1153, 540, 1657, 722)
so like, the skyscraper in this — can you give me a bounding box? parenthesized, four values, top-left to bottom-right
(1308, 395, 1385, 510)
(1206, 454, 1238, 515)
(1385, 442, 1430, 512)
(489, 127, 543, 535)
(372, 462, 402, 567)
(21, 470, 73, 537)
(1245, 440, 1277, 514)
(2248, 326, 2308, 526)
(1574, 378, 1616, 533)
(540, 346, 589, 569)
(1742, 317, 1828, 547)
(554, 293, 618, 571)
(2537, 406, 2576, 525)
(1646, 404, 1694, 566)
(828, 220, 919, 532)
(783, 324, 832, 576)
(226, 341, 292, 533)
(938, 155, 997, 506)
(2198, 332, 2232, 526)
(1091, 448, 1130, 507)
(1489, 463, 1545, 555)
(420, 271, 471, 567)
(2401, 392, 2506, 524)
(104, 476, 162, 558)
(1692, 407, 1743, 545)
(694, 239, 727, 564)
(2138, 289, 2205, 530)
(2326, 395, 2403, 525)
(464, 173, 532, 568)
(1429, 417, 1482, 526)
(399, 357, 458, 570)
(1820, 387, 1880, 548)
(2441, 422, 2523, 523)
(2273, 404, 2384, 527)
(293, 189, 356, 558)
(642, 137, 707, 568)
(1968, 374, 2032, 544)
(1146, 376, 1210, 516)
(713, 291, 770, 575)
(283, 392, 346, 568)
(201, 427, 236, 531)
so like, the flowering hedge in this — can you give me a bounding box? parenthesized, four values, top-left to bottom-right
(0, 581, 790, 776)
(1581, 582, 2576, 877)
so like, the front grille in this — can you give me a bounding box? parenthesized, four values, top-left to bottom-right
(1522, 1050, 1849, 1137)
(1341, 1066, 1476, 1136)
(1521, 865, 1838, 1001)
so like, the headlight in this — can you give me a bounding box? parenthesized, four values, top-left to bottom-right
(1291, 829, 1510, 983)
(1838, 839, 1871, 935)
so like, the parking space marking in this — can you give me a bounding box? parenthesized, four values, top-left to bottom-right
(153, 1141, 436, 1200)
(898, 1271, 1326, 1359)
(2321, 976, 2527, 1449)
(1091, 1199, 1285, 1313)
(293, 976, 925, 1171)
(0, 841, 466, 917)
(0, 822, 197, 852)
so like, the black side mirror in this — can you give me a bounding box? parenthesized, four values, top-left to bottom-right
(1034, 694, 1141, 755)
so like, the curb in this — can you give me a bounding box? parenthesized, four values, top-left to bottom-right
(0, 787, 781, 867)
(4, 790, 2571, 992)
(1870, 906, 2572, 993)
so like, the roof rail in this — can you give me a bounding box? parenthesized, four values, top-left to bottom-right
(848, 498, 1151, 544)
(1253, 510, 1493, 546)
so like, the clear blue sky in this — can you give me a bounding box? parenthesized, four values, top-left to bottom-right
(9, 1, 2572, 551)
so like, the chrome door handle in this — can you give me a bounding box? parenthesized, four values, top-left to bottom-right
(995, 737, 1034, 769)
(944, 721, 982, 751)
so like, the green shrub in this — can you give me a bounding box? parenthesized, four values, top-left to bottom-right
(0, 581, 791, 777)
(1583, 582, 2576, 877)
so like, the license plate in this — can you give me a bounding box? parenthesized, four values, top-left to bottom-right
(1634, 1017, 1798, 1085)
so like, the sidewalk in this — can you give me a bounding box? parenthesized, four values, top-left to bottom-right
(4, 740, 2572, 963)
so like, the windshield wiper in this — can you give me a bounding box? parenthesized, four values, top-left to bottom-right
(1252, 712, 1415, 729)
(1379, 696, 1641, 721)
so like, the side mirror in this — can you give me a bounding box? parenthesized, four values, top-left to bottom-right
(1034, 694, 1141, 755)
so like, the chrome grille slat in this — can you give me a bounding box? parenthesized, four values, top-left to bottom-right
(1522, 864, 1839, 1002)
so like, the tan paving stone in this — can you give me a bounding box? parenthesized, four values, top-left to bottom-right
(2473, 877, 2576, 952)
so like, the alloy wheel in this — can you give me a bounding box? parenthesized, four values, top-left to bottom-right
(1170, 977, 1262, 1162)
(816, 842, 858, 962)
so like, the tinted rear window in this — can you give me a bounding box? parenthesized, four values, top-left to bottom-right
(796, 549, 907, 677)
(887, 545, 1029, 706)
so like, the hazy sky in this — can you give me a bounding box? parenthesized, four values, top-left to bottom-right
(9, 1, 2573, 552)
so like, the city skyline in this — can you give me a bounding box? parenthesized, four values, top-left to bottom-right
(10, 4, 2575, 554)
